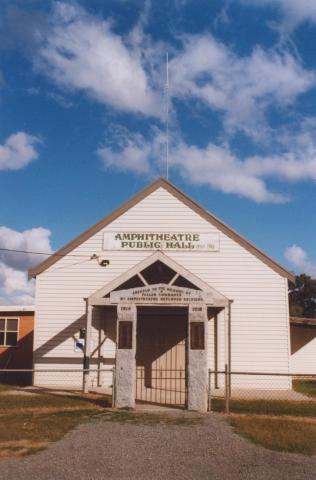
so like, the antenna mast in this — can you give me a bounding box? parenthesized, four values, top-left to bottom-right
(164, 52, 169, 180)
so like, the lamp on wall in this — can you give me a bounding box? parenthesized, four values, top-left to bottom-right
(90, 254, 110, 267)
(99, 259, 110, 267)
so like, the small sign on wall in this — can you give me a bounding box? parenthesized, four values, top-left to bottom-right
(74, 338, 84, 352)
(103, 232, 220, 252)
(74, 338, 94, 353)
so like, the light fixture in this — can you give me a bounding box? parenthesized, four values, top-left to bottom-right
(99, 259, 110, 267)
(90, 253, 110, 267)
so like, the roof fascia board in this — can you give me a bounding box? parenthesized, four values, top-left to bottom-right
(28, 178, 165, 278)
(160, 181, 295, 283)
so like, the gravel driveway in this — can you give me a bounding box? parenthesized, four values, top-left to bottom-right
(1, 411, 316, 480)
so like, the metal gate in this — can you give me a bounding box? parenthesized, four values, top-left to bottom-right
(135, 308, 187, 407)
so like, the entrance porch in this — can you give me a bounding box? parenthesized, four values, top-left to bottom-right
(84, 252, 230, 412)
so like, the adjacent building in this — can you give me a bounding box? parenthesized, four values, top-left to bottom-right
(0, 306, 35, 385)
(290, 316, 316, 374)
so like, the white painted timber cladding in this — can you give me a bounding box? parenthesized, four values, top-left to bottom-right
(34, 187, 291, 389)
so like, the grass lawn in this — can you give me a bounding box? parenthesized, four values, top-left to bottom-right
(0, 391, 111, 410)
(0, 409, 99, 459)
(293, 379, 316, 398)
(230, 414, 316, 456)
(0, 386, 201, 459)
(1, 383, 316, 460)
(0, 384, 12, 393)
(0, 387, 112, 459)
(211, 398, 316, 417)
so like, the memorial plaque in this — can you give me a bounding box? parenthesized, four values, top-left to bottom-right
(190, 322, 205, 350)
(110, 284, 214, 305)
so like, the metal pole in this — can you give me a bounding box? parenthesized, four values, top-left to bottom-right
(165, 52, 169, 180)
(112, 367, 116, 408)
(208, 370, 212, 412)
(228, 300, 232, 398)
(214, 314, 218, 389)
(225, 363, 230, 414)
(83, 302, 92, 393)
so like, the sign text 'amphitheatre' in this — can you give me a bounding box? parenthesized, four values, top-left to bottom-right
(103, 232, 219, 251)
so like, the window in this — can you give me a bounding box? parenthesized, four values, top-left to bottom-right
(0, 318, 19, 346)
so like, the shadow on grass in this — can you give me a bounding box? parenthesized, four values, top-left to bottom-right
(0, 385, 112, 410)
(94, 410, 203, 426)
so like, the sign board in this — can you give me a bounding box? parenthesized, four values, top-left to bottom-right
(74, 338, 84, 353)
(103, 232, 220, 252)
(74, 338, 94, 353)
(110, 284, 214, 305)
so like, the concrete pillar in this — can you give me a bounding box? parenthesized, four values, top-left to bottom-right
(115, 304, 137, 408)
(187, 303, 208, 412)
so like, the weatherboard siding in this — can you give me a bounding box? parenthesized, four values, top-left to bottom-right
(34, 187, 290, 388)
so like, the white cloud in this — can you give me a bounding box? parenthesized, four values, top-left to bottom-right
(22, 3, 316, 143)
(97, 129, 285, 202)
(0, 132, 40, 170)
(0, 226, 52, 305)
(171, 141, 287, 203)
(35, 2, 160, 116)
(243, 0, 316, 29)
(99, 124, 316, 203)
(0, 262, 35, 306)
(170, 34, 315, 139)
(285, 245, 316, 277)
(0, 226, 52, 271)
(97, 129, 164, 174)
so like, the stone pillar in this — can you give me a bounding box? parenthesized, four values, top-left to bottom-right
(115, 304, 137, 408)
(187, 304, 208, 412)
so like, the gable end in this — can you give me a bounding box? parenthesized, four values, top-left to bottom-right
(28, 177, 295, 282)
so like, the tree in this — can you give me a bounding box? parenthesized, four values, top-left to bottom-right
(289, 274, 316, 318)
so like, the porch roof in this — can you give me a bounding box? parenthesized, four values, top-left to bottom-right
(88, 251, 229, 307)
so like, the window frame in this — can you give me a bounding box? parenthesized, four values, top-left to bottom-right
(0, 317, 19, 347)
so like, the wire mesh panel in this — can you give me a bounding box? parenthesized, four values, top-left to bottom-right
(208, 370, 316, 414)
(0, 368, 115, 405)
(136, 307, 187, 407)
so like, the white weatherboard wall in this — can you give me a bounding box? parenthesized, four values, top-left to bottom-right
(34, 187, 291, 389)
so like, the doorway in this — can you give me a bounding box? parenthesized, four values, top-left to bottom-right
(135, 306, 187, 407)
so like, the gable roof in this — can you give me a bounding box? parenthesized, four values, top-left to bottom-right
(28, 177, 295, 282)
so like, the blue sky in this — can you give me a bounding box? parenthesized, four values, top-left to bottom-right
(0, 0, 316, 303)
